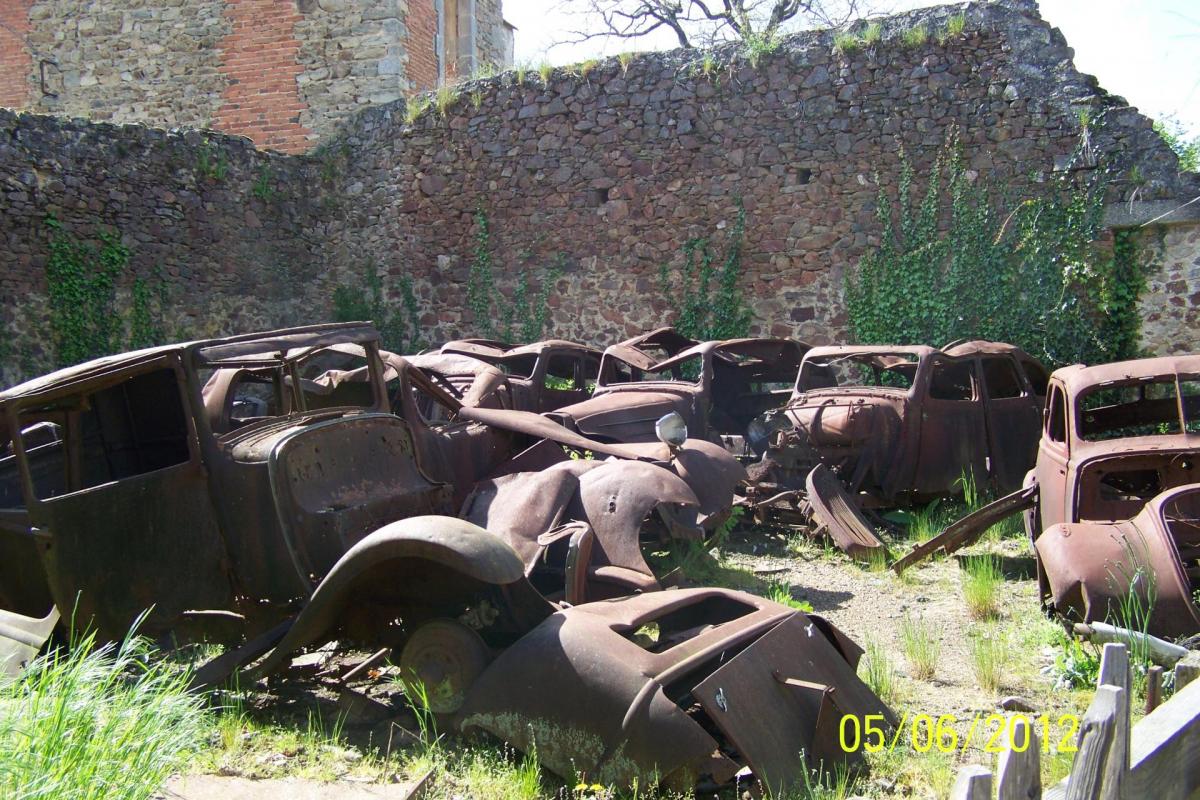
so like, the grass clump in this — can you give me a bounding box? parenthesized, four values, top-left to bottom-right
(961, 553, 1003, 620)
(617, 51, 635, 74)
(435, 85, 459, 116)
(862, 21, 883, 46)
(860, 636, 899, 705)
(537, 60, 554, 86)
(0, 626, 208, 800)
(765, 579, 815, 612)
(405, 94, 432, 125)
(940, 13, 967, 43)
(901, 24, 928, 49)
(899, 612, 942, 680)
(833, 31, 861, 55)
(968, 628, 1008, 693)
(743, 32, 780, 68)
(575, 58, 600, 81)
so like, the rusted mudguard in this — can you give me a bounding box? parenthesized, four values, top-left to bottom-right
(0, 606, 59, 678)
(457, 588, 893, 792)
(1035, 485, 1200, 639)
(805, 464, 888, 560)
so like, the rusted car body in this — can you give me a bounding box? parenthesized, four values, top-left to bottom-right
(547, 328, 809, 449)
(437, 338, 602, 412)
(249, 516, 894, 792)
(747, 342, 1048, 504)
(0, 324, 742, 650)
(896, 355, 1200, 638)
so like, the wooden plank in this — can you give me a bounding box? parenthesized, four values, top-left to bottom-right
(1095, 643, 1129, 800)
(1145, 665, 1163, 713)
(951, 765, 993, 800)
(1123, 676, 1200, 800)
(997, 715, 1042, 800)
(1174, 651, 1200, 690)
(1065, 685, 1122, 800)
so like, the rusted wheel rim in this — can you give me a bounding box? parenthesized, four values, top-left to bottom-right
(398, 618, 490, 713)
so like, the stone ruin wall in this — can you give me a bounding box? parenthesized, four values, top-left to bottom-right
(329, 0, 1196, 349)
(1, 0, 1198, 383)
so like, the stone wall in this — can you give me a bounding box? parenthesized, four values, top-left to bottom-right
(0, 0, 507, 153)
(1138, 220, 1200, 357)
(0, 109, 335, 383)
(330, 0, 1196, 349)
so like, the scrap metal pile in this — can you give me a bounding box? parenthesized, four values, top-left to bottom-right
(1, 323, 1197, 792)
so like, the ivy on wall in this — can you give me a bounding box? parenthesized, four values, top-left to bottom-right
(331, 262, 423, 354)
(846, 133, 1151, 367)
(465, 207, 562, 342)
(43, 217, 171, 368)
(658, 197, 753, 341)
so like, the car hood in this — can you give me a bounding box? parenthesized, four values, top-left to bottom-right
(552, 390, 692, 442)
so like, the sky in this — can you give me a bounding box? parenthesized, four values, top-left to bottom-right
(506, 1, 1200, 138)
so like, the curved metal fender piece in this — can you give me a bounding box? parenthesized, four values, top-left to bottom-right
(251, 516, 531, 677)
(804, 464, 887, 561)
(574, 460, 702, 579)
(613, 439, 748, 524)
(457, 405, 657, 461)
(0, 606, 59, 678)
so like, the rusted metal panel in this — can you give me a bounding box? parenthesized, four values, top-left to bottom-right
(805, 464, 888, 560)
(0, 606, 58, 678)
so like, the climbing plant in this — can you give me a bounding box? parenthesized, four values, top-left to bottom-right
(845, 132, 1151, 368)
(464, 208, 561, 341)
(43, 217, 171, 368)
(331, 262, 423, 353)
(658, 197, 753, 341)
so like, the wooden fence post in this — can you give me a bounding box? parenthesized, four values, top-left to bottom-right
(951, 764, 993, 800)
(1064, 684, 1124, 800)
(1095, 642, 1130, 800)
(997, 714, 1041, 800)
(1145, 665, 1163, 713)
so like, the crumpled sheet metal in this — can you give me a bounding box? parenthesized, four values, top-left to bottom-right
(457, 587, 893, 792)
(804, 464, 887, 560)
(0, 606, 59, 678)
(613, 439, 749, 526)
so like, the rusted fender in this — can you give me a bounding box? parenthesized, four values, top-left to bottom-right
(614, 439, 748, 527)
(805, 464, 888, 560)
(0, 606, 59, 678)
(891, 482, 1038, 574)
(250, 516, 553, 678)
(1035, 489, 1200, 639)
(460, 366, 511, 409)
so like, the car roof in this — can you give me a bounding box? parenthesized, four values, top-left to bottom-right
(0, 322, 378, 404)
(802, 341, 1027, 361)
(1052, 354, 1200, 398)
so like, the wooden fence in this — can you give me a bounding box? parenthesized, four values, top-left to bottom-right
(950, 643, 1200, 800)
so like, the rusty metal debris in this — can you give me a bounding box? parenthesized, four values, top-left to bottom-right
(0, 323, 900, 792)
(746, 341, 1047, 505)
(803, 464, 888, 561)
(894, 354, 1200, 638)
(436, 338, 602, 412)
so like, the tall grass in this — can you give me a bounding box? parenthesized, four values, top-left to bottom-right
(968, 629, 1008, 693)
(0, 624, 208, 800)
(961, 554, 1003, 619)
(860, 636, 898, 705)
(899, 613, 942, 680)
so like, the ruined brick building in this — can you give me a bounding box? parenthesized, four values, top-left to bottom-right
(0, 0, 513, 153)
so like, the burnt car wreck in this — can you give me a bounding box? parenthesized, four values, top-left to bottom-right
(896, 355, 1200, 639)
(0, 323, 892, 794)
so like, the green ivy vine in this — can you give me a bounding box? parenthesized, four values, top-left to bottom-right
(331, 262, 423, 353)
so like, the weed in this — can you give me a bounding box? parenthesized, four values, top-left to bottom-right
(743, 31, 780, 68)
(1053, 637, 1100, 690)
(537, 60, 554, 86)
(1107, 557, 1157, 683)
(899, 612, 942, 680)
(968, 627, 1008, 693)
(961, 554, 1003, 620)
(833, 31, 861, 55)
(331, 261, 422, 353)
(405, 94, 432, 125)
(941, 13, 966, 43)
(576, 58, 600, 81)
(252, 163, 277, 201)
(514, 63, 529, 85)
(869, 748, 956, 798)
(905, 501, 946, 544)
(765, 579, 815, 613)
(956, 468, 980, 510)
(860, 636, 898, 705)
(617, 51, 635, 74)
(397, 676, 442, 753)
(471, 90, 484, 110)
(901, 24, 928, 48)
(471, 61, 498, 81)
(0, 619, 208, 800)
(195, 141, 230, 182)
(695, 52, 718, 79)
(862, 21, 883, 46)
(861, 547, 890, 573)
(436, 84, 459, 116)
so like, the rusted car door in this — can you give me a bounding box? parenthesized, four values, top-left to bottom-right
(912, 355, 988, 496)
(1034, 382, 1072, 534)
(15, 358, 233, 641)
(979, 355, 1042, 493)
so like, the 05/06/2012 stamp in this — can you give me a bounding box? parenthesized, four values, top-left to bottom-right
(839, 712, 1081, 755)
